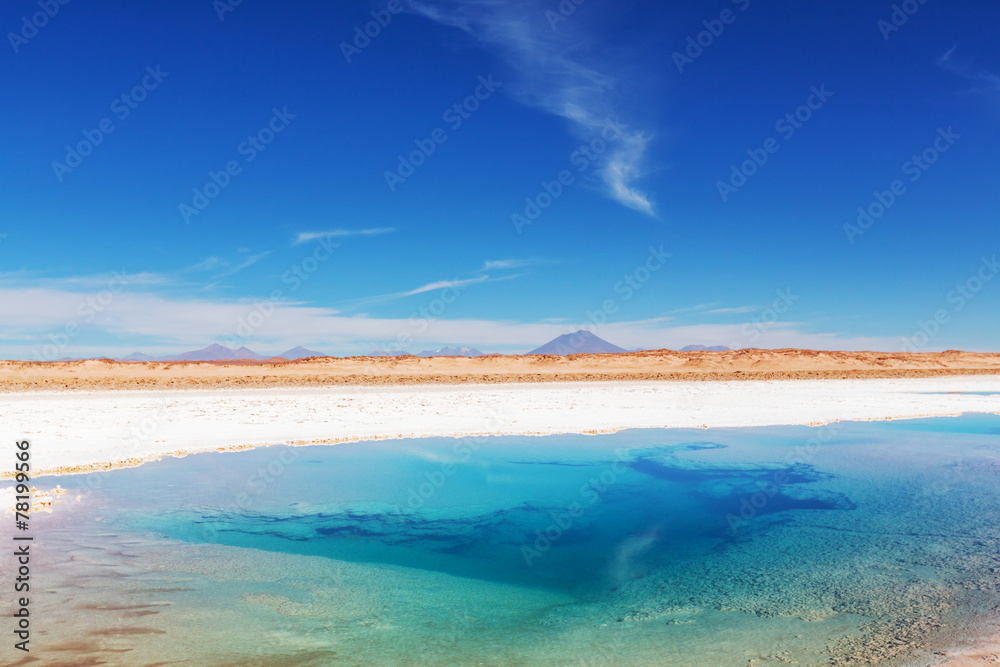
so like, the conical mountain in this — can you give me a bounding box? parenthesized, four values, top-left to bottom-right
(527, 330, 626, 355)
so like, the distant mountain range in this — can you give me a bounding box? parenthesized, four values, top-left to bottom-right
(418, 346, 483, 357)
(116, 344, 326, 362)
(367, 346, 484, 357)
(527, 330, 627, 355)
(48, 340, 733, 363)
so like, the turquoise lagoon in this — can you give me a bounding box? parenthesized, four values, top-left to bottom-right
(22, 415, 1000, 665)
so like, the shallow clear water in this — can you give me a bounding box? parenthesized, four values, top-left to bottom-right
(17, 415, 1000, 665)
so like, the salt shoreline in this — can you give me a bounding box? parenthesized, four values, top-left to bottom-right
(5, 375, 1000, 478)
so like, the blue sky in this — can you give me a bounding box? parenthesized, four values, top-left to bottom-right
(2, 0, 999, 359)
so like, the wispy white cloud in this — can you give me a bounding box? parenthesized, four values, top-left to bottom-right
(665, 303, 717, 316)
(353, 258, 541, 307)
(480, 257, 545, 271)
(211, 251, 272, 279)
(625, 315, 676, 325)
(706, 306, 759, 315)
(403, 0, 655, 214)
(353, 275, 491, 306)
(180, 251, 272, 287)
(938, 46, 1000, 93)
(400, 276, 489, 297)
(185, 256, 223, 272)
(604, 132, 654, 215)
(293, 228, 396, 245)
(0, 270, 169, 288)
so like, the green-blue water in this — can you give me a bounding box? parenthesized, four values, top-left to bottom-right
(26, 415, 1000, 665)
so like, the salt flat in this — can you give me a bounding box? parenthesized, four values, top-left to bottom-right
(5, 375, 1000, 477)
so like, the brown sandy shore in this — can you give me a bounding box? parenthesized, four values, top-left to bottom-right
(3, 348, 1000, 391)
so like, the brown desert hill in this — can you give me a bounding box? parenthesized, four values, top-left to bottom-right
(2, 348, 1000, 391)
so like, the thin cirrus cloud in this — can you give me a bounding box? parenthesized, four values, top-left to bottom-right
(211, 251, 272, 279)
(185, 256, 224, 273)
(398, 275, 490, 297)
(706, 306, 759, 315)
(352, 258, 539, 306)
(402, 0, 656, 215)
(293, 227, 396, 245)
(350, 275, 492, 307)
(0, 270, 169, 289)
(937, 46, 1000, 94)
(178, 251, 272, 291)
(479, 258, 547, 271)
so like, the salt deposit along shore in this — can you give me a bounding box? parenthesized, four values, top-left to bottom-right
(3, 375, 1000, 478)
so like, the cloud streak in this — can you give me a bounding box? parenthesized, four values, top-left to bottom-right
(352, 257, 541, 307)
(403, 0, 655, 214)
(211, 251, 272, 279)
(293, 228, 396, 245)
(938, 47, 1000, 94)
(349, 275, 492, 307)
(706, 306, 759, 315)
(480, 258, 546, 271)
(399, 275, 489, 297)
